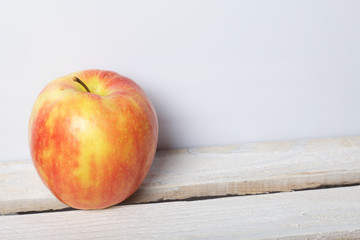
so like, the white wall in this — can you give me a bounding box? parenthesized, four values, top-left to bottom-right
(1, 0, 360, 161)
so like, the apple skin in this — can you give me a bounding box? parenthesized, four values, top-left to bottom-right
(28, 69, 158, 209)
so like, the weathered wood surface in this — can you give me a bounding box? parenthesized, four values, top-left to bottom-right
(1, 186, 360, 240)
(1, 136, 360, 214)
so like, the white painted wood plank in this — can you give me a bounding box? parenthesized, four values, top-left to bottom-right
(0, 161, 68, 214)
(2, 136, 360, 214)
(1, 186, 360, 240)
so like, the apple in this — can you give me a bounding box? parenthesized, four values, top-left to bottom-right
(28, 69, 158, 209)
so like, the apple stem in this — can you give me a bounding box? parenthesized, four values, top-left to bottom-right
(73, 76, 91, 93)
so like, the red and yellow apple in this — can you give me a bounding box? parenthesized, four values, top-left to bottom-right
(28, 69, 158, 209)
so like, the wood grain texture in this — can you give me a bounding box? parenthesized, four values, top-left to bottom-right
(0, 160, 68, 214)
(1, 186, 360, 240)
(1, 136, 360, 214)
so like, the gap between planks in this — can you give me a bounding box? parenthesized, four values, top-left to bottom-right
(1, 136, 360, 214)
(1, 185, 360, 240)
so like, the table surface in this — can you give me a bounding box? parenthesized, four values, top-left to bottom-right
(1, 136, 360, 239)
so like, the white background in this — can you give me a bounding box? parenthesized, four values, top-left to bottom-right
(1, 0, 360, 162)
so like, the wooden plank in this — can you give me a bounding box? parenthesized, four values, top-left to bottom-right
(1, 136, 360, 214)
(1, 186, 360, 240)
